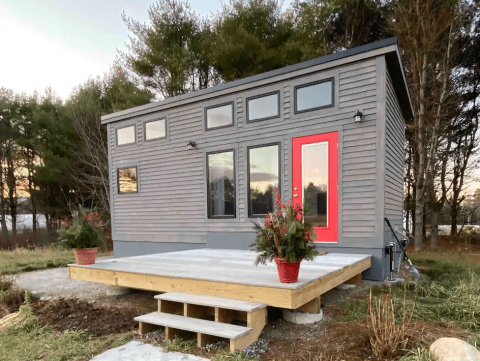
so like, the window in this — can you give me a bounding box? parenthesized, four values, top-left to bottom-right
(145, 119, 166, 140)
(118, 167, 138, 194)
(294, 79, 333, 114)
(247, 91, 279, 122)
(248, 144, 280, 217)
(207, 150, 235, 218)
(205, 103, 234, 130)
(116, 125, 136, 146)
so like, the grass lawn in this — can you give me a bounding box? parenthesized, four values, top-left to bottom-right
(340, 254, 480, 359)
(0, 246, 111, 275)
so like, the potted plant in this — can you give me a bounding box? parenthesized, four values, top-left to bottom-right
(252, 189, 317, 283)
(58, 210, 104, 265)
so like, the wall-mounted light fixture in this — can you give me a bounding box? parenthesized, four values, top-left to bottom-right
(187, 140, 196, 150)
(354, 110, 363, 123)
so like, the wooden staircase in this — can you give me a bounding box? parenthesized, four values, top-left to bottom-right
(135, 292, 267, 352)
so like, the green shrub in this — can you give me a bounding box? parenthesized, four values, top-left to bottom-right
(252, 190, 317, 265)
(58, 212, 104, 250)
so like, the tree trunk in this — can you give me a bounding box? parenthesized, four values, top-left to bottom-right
(451, 202, 458, 236)
(431, 209, 439, 250)
(414, 53, 428, 251)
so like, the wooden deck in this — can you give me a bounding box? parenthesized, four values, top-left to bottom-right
(68, 249, 371, 309)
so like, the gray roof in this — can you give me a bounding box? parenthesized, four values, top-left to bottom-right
(102, 37, 413, 123)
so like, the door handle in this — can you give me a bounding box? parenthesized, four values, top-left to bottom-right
(293, 194, 298, 197)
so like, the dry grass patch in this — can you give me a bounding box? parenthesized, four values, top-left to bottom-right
(0, 246, 111, 275)
(367, 280, 417, 359)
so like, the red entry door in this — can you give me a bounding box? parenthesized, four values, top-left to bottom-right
(292, 132, 338, 243)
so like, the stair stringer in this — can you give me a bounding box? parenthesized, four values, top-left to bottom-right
(230, 308, 267, 352)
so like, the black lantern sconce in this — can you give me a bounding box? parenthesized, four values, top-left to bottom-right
(187, 140, 196, 150)
(354, 110, 363, 123)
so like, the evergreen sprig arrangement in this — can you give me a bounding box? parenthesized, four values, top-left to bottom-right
(58, 210, 104, 250)
(252, 189, 317, 265)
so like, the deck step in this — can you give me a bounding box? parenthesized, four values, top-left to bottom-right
(134, 312, 252, 339)
(155, 292, 267, 312)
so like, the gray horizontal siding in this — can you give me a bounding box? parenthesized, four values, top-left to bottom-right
(109, 58, 382, 247)
(340, 60, 377, 238)
(384, 70, 405, 233)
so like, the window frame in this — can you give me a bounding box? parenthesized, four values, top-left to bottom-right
(246, 90, 280, 123)
(115, 124, 136, 146)
(117, 166, 139, 194)
(294, 77, 334, 115)
(144, 118, 167, 142)
(204, 102, 235, 131)
(247, 142, 281, 218)
(206, 149, 236, 219)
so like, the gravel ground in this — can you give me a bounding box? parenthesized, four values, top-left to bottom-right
(14, 265, 110, 300)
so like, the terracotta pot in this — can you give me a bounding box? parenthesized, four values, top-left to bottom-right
(73, 247, 98, 265)
(274, 257, 300, 283)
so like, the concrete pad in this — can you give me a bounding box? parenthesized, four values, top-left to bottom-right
(336, 284, 356, 290)
(282, 309, 323, 324)
(107, 286, 135, 296)
(91, 341, 210, 361)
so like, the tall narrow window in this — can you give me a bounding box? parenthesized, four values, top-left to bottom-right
(295, 79, 333, 114)
(145, 119, 166, 140)
(207, 150, 235, 218)
(248, 144, 280, 217)
(118, 167, 138, 194)
(247, 91, 279, 122)
(205, 103, 234, 129)
(116, 125, 136, 145)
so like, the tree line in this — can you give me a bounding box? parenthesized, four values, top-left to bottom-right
(0, 67, 152, 242)
(1, 0, 479, 250)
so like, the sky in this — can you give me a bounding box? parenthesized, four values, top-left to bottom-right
(0, 0, 225, 100)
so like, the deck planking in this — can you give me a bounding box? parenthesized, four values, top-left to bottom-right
(69, 249, 371, 308)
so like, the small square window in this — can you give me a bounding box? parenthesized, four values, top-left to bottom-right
(118, 167, 138, 194)
(247, 91, 280, 122)
(145, 119, 166, 140)
(295, 79, 333, 114)
(206, 103, 234, 130)
(116, 125, 136, 146)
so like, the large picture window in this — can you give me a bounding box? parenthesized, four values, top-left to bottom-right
(294, 79, 333, 114)
(145, 119, 166, 140)
(117, 167, 138, 194)
(248, 144, 280, 217)
(207, 150, 235, 218)
(205, 103, 234, 130)
(116, 125, 136, 146)
(247, 91, 280, 122)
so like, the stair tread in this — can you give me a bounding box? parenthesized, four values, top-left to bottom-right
(155, 292, 267, 312)
(134, 312, 252, 339)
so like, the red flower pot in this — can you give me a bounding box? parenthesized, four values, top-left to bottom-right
(73, 247, 98, 265)
(274, 257, 300, 283)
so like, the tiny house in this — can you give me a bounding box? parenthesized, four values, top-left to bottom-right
(101, 37, 413, 281)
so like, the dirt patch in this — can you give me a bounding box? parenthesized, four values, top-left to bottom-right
(32, 298, 140, 336)
(258, 318, 470, 361)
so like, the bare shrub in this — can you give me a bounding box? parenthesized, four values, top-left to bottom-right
(367, 279, 417, 359)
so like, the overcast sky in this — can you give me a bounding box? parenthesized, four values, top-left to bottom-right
(0, 0, 225, 100)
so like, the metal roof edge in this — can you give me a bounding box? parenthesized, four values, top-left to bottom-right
(102, 37, 402, 124)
